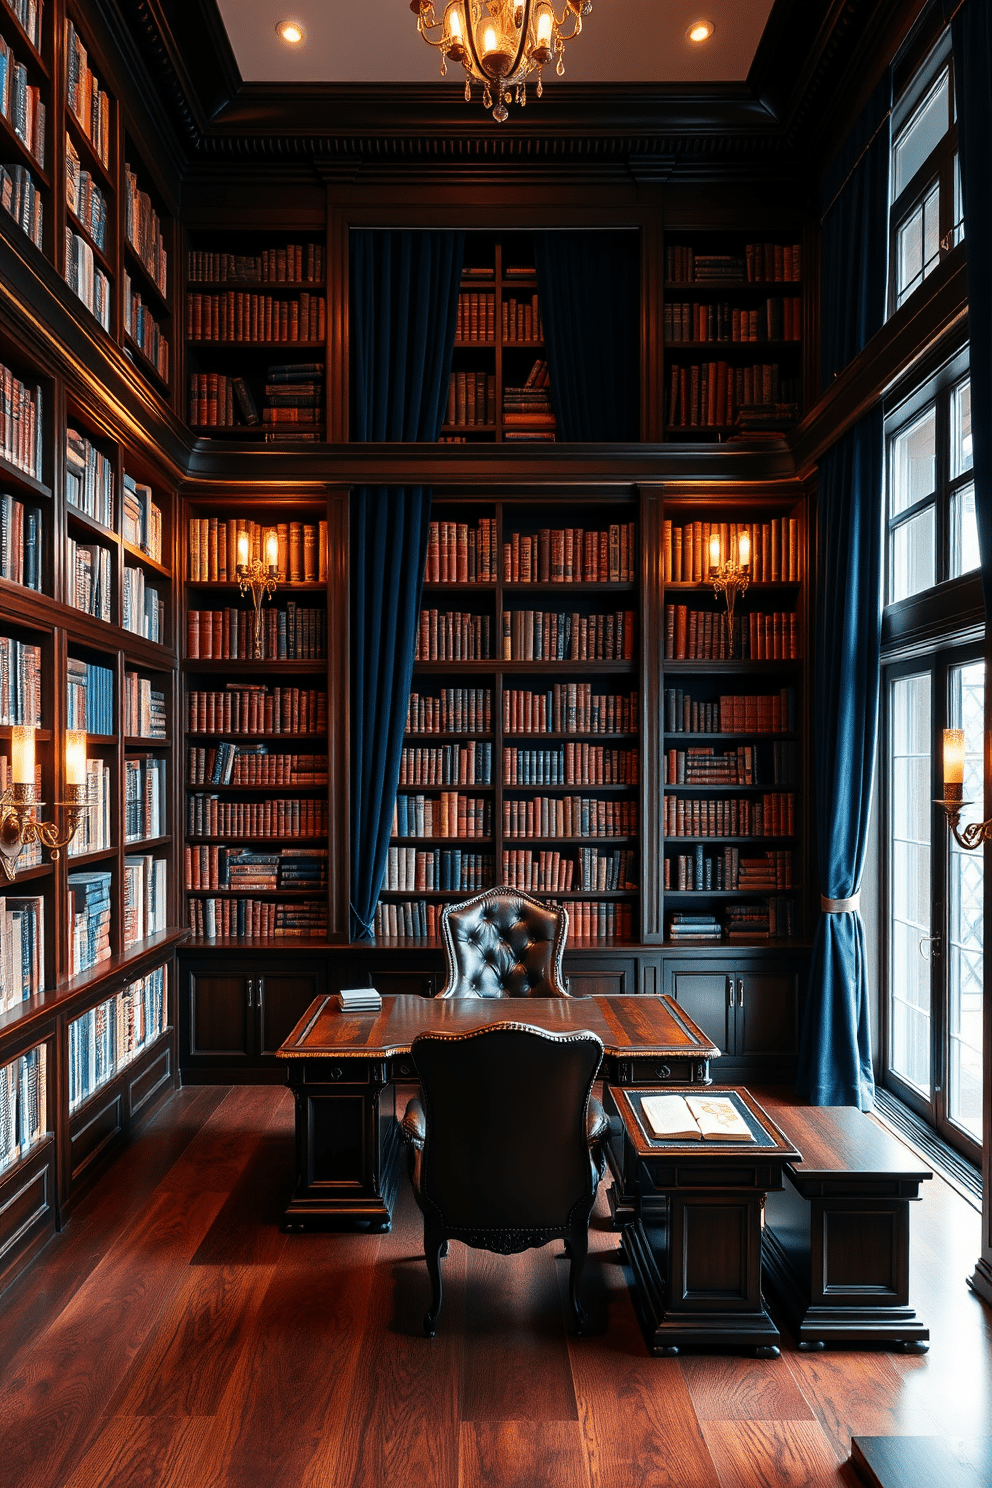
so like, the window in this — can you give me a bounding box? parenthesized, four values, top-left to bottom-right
(885, 351, 975, 605)
(889, 31, 963, 314)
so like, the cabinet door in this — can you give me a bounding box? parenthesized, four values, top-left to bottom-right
(187, 973, 251, 1061)
(670, 972, 734, 1056)
(257, 973, 325, 1057)
(738, 972, 799, 1058)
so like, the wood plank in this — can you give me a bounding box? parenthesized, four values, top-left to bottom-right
(701, 1418, 859, 1488)
(187, 1110, 295, 1269)
(681, 1355, 815, 1422)
(459, 1421, 593, 1488)
(62, 1417, 217, 1488)
(786, 1349, 940, 1460)
(159, 1084, 292, 1195)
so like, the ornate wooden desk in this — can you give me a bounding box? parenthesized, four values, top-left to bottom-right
(277, 993, 718, 1231)
(609, 1084, 801, 1357)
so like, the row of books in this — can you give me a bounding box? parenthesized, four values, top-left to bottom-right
(503, 295, 543, 342)
(503, 744, 638, 786)
(65, 18, 110, 167)
(383, 848, 493, 894)
(1, 361, 42, 479)
(0, 161, 43, 249)
(0, 893, 43, 1011)
(5, 0, 40, 47)
(122, 475, 163, 561)
(664, 792, 796, 839)
(124, 277, 169, 380)
(123, 162, 168, 298)
(503, 521, 637, 585)
(65, 426, 114, 526)
(406, 688, 492, 735)
(424, 519, 498, 583)
(65, 134, 108, 250)
(233, 364, 324, 427)
(666, 845, 795, 891)
(503, 794, 637, 840)
(666, 362, 800, 429)
(0, 32, 45, 167)
(66, 758, 111, 856)
(0, 491, 41, 588)
(415, 610, 493, 661)
(502, 380, 555, 433)
(186, 605, 327, 661)
(124, 672, 166, 739)
(187, 516, 326, 583)
(0, 634, 41, 724)
(67, 966, 169, 1113)
(124, 755, 166, 842)
(65, 230, 111, 331)
(371, 897, 633, 943)
(185, 292, 326, 343)
(398, 742, 492, 786)
(186, 686, 327, 737)
(455, 292, 495, 341)
(187, 244, 324, 284)
(185, 744, 327, 787)
(123, 853, 167, 946)
(502, 609, 636, 662)
(123, 564, 165, 642)
(67, 869, 111, 975)
(503, 686, 637, 737)
(667, 901, 798, 940)
(664, 298, 802, 344)
(185, 795, 328, 838)
(444, 370, 495, 427)
(188, 897, 328, 940)
(184, 846, 327, 892)
(666, 741, 798, 786)
(502, 847, 637, 892)
(66, 536, 110, 621)
(392, 792, 492, 840)
(665, 243, 802, 283)
(664, 517, 801, 585)
(0, 1044, 46, 1174)
(664, 687, 798, 736)
(664, 606, 800, 661)
(66, 656, 113, 733)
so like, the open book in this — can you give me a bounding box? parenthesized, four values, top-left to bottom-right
(640, 1093, 755, 1142)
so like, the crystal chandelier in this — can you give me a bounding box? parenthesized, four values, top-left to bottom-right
(411, 1, 593, 123)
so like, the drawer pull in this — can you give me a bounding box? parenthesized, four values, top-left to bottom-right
(396, 1062, 413, 1077)
(327, 1064, 343, 1081)
(655, 1065, 671, 1080)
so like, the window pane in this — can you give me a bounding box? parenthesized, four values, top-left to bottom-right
(890, 406, 936, 516)
(893, 68, 950, 197)
(891, 507, 936, 602)
(950, 482, 979, 579)
(889, 672, 932, 1096)
(951, 378, 972, 477)
(946, 660, 984, 1142)
(896, 184, 941, 306)
(952, 152, 965, 248)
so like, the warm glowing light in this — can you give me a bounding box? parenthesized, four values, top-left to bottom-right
(11, 726, 35, 786)
(738, 530, 751, 569)
(687, 19, 714, 43)
(709, 533, 721, 571)
(449, 6, 462, 40)
(536, 8, 553, 46)
(265, 530, 280, 572)
(237, 531, 251, 569)
(943, 728, 965, 787)
(483, 24, 499, 53)
(65, 731, 87, 787)
(276, 19, 304, 45)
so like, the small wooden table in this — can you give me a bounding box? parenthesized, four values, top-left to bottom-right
(277, 993, 718, 1231)
(609, 1085, 801, 1357)
(762, 1104, 932, 1351)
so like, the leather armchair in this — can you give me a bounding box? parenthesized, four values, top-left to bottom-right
(401, 1021, 607, 1336)
(436, 885, 569, 999)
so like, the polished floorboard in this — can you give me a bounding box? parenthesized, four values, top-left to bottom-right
(0, 1084, 989, 1488)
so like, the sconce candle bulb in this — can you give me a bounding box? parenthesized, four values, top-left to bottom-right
(237, 525, 280, 660)
(936, 726, 992, 850)
(2, 726, 90, 879)
(11, 724, 35, 786)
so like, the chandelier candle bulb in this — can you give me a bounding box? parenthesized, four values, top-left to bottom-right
(65, 731, 87, 788)
(445, 3, 466, 58)
(11, 726, 36, 787)
(265, 529, 279, 574)
(739, 530, 751, 569)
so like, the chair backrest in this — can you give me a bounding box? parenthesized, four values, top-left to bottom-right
(411, 1022, 603, 1235)
(437, 886, 569, 998)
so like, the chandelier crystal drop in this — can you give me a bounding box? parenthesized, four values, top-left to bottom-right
(411, 0, 592, 122)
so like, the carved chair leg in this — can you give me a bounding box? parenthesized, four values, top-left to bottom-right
(424, 1224, 446, 1337)
(567, 1224, 589, 1334)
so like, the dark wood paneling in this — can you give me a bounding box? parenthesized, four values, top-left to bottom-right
(739, 973, 798, 1058)
(188, 972, 250, 1060)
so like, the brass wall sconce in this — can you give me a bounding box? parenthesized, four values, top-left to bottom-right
(708, 529, 751, 656)
(936, 728, 992, 851)
(1, 727, 90, 881)
(236, 528, 280, 660)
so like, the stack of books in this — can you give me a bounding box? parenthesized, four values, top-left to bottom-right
(263, 362, 324, 438)
(503, 358, 555, 441)
(667, 913, 721, 941)
(337, 986, 382, 1013)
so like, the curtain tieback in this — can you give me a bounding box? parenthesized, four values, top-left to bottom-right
(820, 893, 861, 913)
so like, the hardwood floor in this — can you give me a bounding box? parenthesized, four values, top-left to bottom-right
(0, 1084, 989, 1488)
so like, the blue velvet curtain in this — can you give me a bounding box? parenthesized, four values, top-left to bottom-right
(819, 76, 891, 389)
(532, 231, 640, 441)
(349, 231, 464, 940)
(796, 409, 884, 1109)
(946, 0, 992, 605)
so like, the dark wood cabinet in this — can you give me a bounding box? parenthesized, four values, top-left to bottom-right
(180, 956, 326, 1078)
(666, 956, 803, 1078)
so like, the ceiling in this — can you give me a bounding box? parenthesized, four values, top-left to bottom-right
(213, 1, 777, 86)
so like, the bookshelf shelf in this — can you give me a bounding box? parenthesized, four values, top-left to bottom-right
(0, 109, 49, 183)
(663, 281, 803, 294)
(186, 339, 324, 349)
(64, 110, 113, 192)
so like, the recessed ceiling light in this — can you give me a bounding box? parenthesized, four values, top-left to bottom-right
(686, 19, 715, 44)
(276, 19, 305, 45)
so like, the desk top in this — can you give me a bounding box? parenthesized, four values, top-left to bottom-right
(609, 1085, 801, 1163)
(277, 993, 720, 1063)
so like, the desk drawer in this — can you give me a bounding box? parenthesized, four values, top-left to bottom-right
(625, 1057, 704, 1084)
(298, 1058, 372, 1086)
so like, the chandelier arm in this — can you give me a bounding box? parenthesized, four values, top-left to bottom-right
(417, 12, 452, 51)
(462, 2, 530, 87)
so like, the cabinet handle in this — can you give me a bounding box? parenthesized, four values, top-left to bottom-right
(246, 979, 254, 1008)
(727, 977, 735, 1008)
(739, 979, 745, 1008)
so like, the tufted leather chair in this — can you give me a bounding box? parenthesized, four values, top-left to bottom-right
(436, 885, 569, 999)
(400, 1021, 607, 1336)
